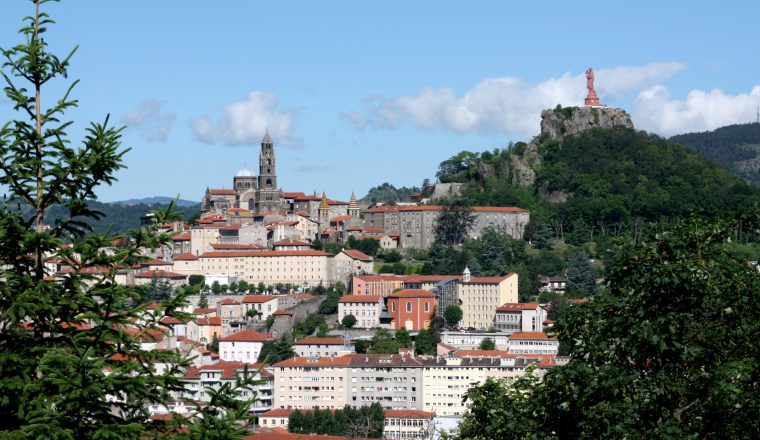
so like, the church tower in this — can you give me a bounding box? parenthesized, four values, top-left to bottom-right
(319, 191, 330, 233)
(348, 191, 360, 218)
(255, 130, 281, 214)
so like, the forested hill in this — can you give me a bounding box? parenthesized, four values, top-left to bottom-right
(360, 183, 420, 204)
(10, 200, 200, 235)
(669, 122, 760, 187)
(434, 114, 760, 245)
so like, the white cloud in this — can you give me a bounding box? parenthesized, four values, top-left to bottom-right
(347, 62, 685, 137)
(191, 91, 296, 146)
(633, 85, 760, 136)
(121, 99, 175, 142)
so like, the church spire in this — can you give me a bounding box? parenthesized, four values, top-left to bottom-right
(262, 129, 272, 145)
(348, 191, 360, 217)
(319, 191, 329, 211)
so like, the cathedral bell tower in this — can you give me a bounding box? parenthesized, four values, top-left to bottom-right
(348, 191, 360, 217)
(319, 192, 330, 233)
(255, 130, 281, 214)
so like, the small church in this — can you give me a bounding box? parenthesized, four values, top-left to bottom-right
(200, 130, 286, 215)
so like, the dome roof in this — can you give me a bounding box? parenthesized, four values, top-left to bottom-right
(235, 167, 253, 177)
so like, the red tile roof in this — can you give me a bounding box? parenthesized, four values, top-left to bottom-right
(387, 289, 437, 298)
(362, 227, 384, 233)
(510, 332, 554, 340)
(341, 249, 373, 261)
(192, 307, 216, 315)
(338, 295, 382, 304)
(209, 188, 236, 195)
(172, 232, 191, 241)
(294, 337, 345, 346)
(184, 361, 268, 380)
(273, 309, 293, 316)
(199, 250, 332, 258)
(273, 356, 352, 368)
(330, 215, 352, 223)
(283, 192, 307, 199)
(195, 316, 222, 326)
(272, 238, 312, 247)
(242, 295, 278, 304)
(173, 252, 199, 261)
(134, 270, 187, 279)
(454, 349, 511, 358)
(220, 330, 270, 342)
(384, 409, 435, 419)
(496, 303, 541, 312)
(142, 259, 173, 266)
(219, 298, 241, 305)
(220, 224, 242, 231)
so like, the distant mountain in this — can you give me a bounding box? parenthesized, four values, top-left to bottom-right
(110, 196, 199, 207)
(670, 123, 760, 187)
(360, 183, 420, 204)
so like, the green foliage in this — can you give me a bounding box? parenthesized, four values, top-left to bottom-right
(207, 333, 219, 353)
(378, 248, 402, 262)
(670, 122, 760, 186)
(341, 314, 357, 329)
(289, 403, 385, 438)
(414, 329, 436, 355)
(478, 337, 496, 350)
(369, 328, 402, 354)
(347, 236, 381, 256)
(448, 214, 760, 439)
(566, 253, 596, 296)
(379, 262, 408, 274)
(0, 2, 253, 437)
(434, 198, 476, 245)
(360, 182, 420, 204)
(257, 337, 296, 364)
(188, 274, 205, 286)
(395, 328, 412, 348)
(264, 315, 275, 330)
(444, 305, 463, 327)
(294, 313, 326, 339)
(318, 289, 341, 314)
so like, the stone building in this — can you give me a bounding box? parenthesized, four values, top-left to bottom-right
(201, 131, 286, 216)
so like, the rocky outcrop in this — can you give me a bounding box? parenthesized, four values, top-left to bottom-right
(540, 106, 634, 142)
(510, 142, 540, 187)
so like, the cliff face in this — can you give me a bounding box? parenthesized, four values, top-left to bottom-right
(540, 106, 634, 142)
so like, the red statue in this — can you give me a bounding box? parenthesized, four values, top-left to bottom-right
(584, 67, 600, 106)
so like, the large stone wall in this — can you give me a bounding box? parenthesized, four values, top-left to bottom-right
(540, 106, 634, 142)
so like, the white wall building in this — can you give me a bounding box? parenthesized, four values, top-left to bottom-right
(219, 330, 271, 362)
(337, 295, 383, 328)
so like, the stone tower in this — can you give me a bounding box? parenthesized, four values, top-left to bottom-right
(348, 191, 360, 218)
(318, 192, 330, 233)
(256, 130, 281, 214)
(234, 164, 257, 210)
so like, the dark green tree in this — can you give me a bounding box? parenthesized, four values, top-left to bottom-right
(369, 328, 400, 354)
(478, 337, 496, 350)
(207, 333, 219, 353)
(444, 305, 463, 327)
(566, 253, 596, 296)
(198, 291, 209, 308)
(414, 329, 436, 355)
(395, 327, 412, 348)
(447, 215, 760, 439)
(434, 199, 476, 245)
(188, 274, 205, 286)
(0, 2, 253, 438)
(257, 336, 296, 364)
(341, 314, 357, 329)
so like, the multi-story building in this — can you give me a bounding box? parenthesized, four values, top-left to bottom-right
(352, 274, 406, 296)
(337, 295, 383, 328)
(418, 354, 549, 416)
(293, 337, 355, 357)
(363, 205, 530, 250)
(508, 332, 559, 355)
(242, 295, 279, 321)
(386, 290, 437, 331)
(494, 303, 547, 333)
(195, 250, 336, 287)
(219, 330, 271, 362)
(347, 354, 423, 410)
(333, 249, 374, 285)
(186, 316, 221, 346)
(273, 356, 351, 410)
(182, 361, 273, 414)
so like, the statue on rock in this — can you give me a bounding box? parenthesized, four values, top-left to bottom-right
(584, 67, 600, 106)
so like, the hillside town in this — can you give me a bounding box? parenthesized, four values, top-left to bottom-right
(38, 132, 566, 438)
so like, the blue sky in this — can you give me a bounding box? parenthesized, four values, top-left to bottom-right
(2, 1, 760, 203)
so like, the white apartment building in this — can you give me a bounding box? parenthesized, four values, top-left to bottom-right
(337, 295, 383, 328)
(242, 295, 279, 321)
(508, 332, 559, 355)
(494, 303, 547, 333)
(182, 361, 274, 414)
(293, 337, 355, 357)
(219, 330, 271, 362)
(273, 356, 352, 410)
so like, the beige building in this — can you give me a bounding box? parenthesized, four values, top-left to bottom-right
(338, 295, 383, 328)
(273, 356, 351, 410)
(171, 252, 201, 275)
(293, 337, 354, 357)
(182, 361, 274, 414)
(508, 332, 559, 355)
(186, 316, 221, 345)
(133, 270, 187, 287)
(242, 295, 279, 322)
(333, 249, 374, 286)
(418, 354, 549, 416)
(494, 303, 547, 333)
(191, 225, 221, 256)
(195, 250, 336, 287)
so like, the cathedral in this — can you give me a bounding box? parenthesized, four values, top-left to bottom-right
(200, 131, 286, 215)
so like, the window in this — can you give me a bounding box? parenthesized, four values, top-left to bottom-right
(424, 302, 429, 312)
(406, 302, 412, 312)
